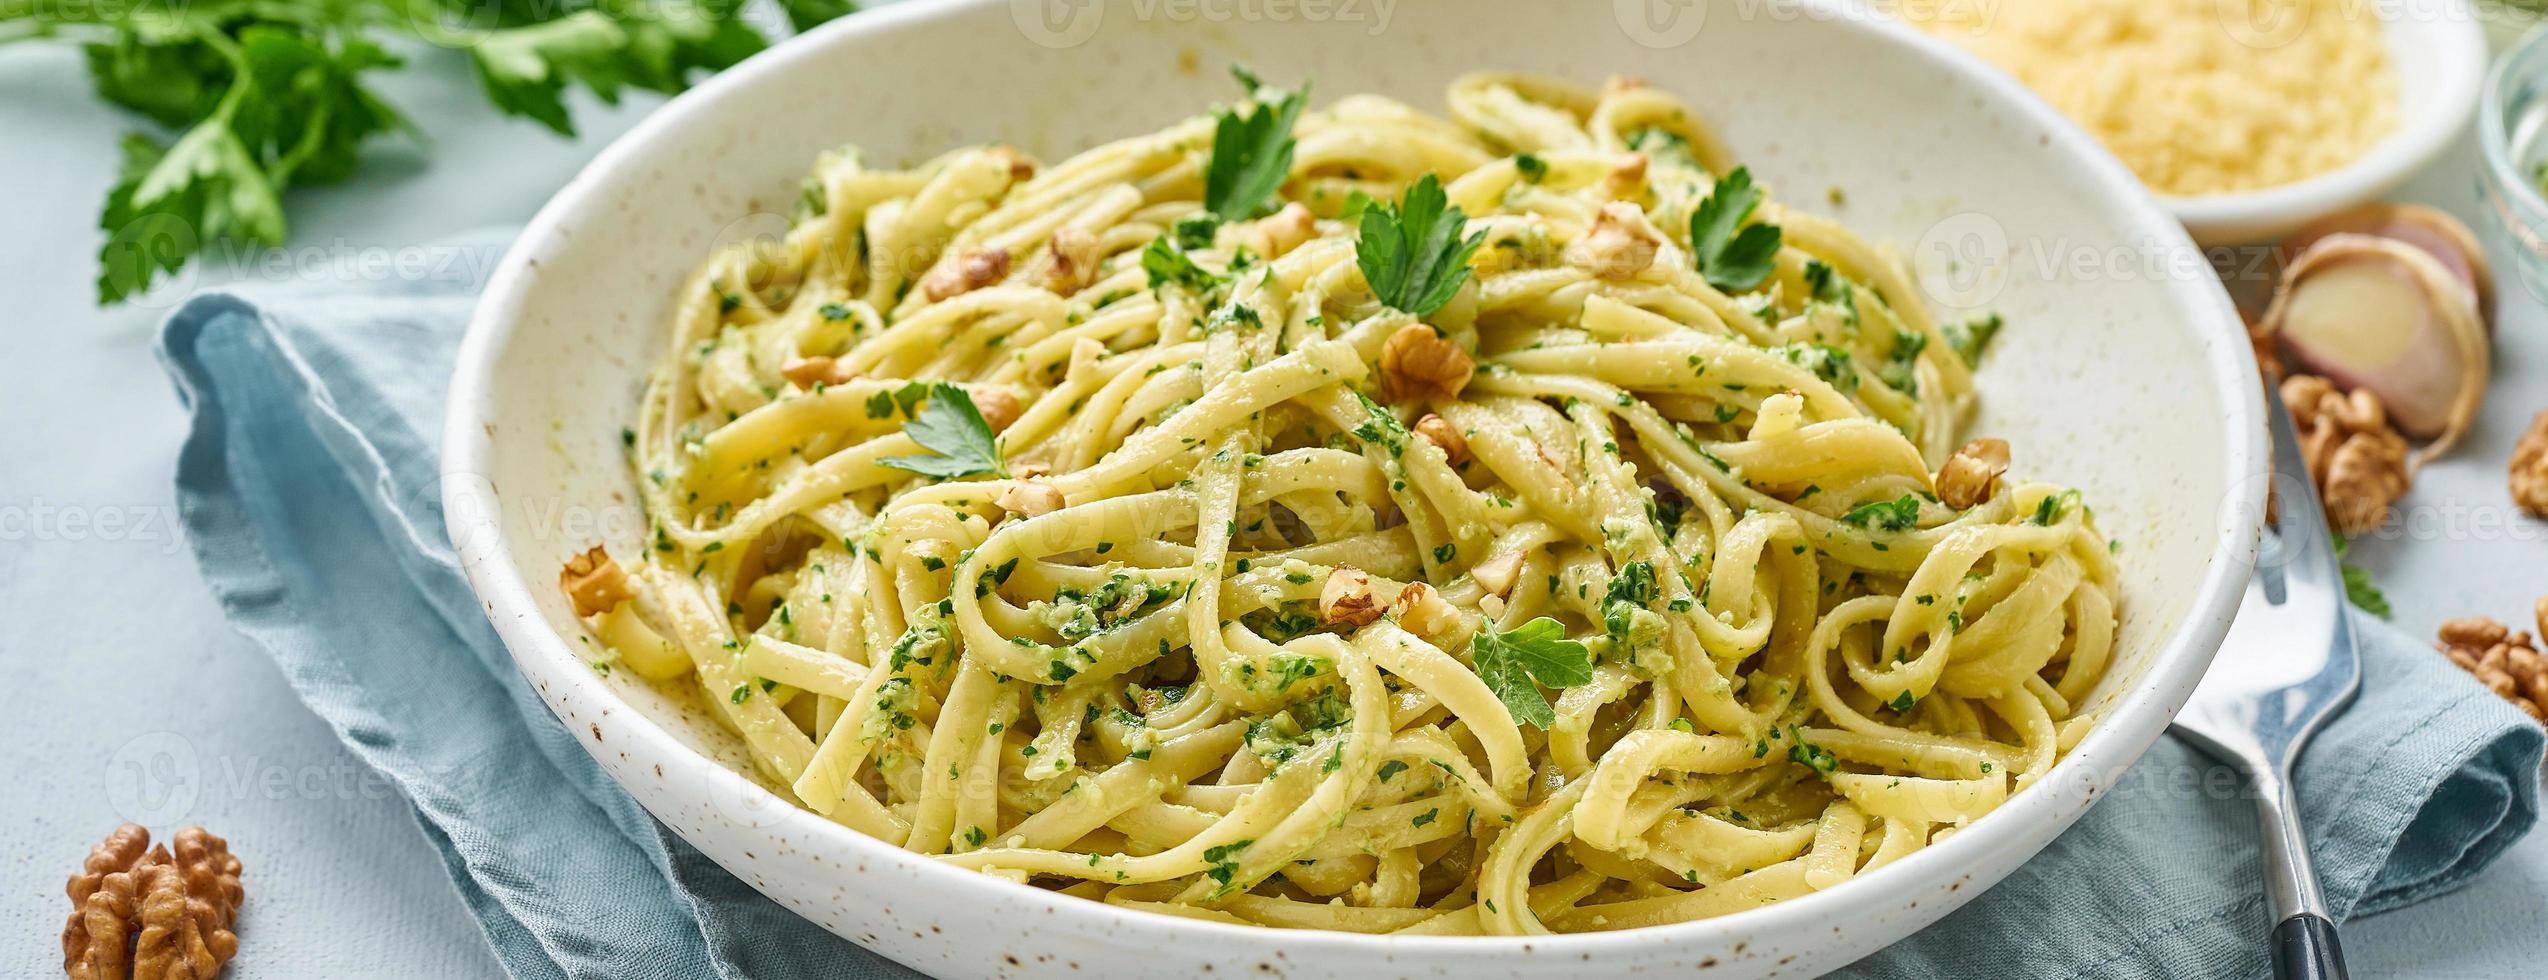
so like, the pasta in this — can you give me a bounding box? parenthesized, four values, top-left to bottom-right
(566, 71, 2121, 935)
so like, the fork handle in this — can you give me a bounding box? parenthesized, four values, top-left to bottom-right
(2272, 913, 2348, 979)
(2251, 769, 2350, 979)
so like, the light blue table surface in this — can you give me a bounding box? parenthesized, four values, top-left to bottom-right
(5, 38, 2547, 980)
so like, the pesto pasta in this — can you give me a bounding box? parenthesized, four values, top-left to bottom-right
(562, 70, 2120, 936)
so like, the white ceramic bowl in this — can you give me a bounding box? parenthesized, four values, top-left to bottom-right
(444, 1, 2267, 976)
(2163, 0, 2485, 246)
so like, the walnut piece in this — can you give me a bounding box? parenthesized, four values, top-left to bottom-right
(1320, 568, 1385, 628)
(64, 825, 151, 980)
(1412, 414, 1468, 466)
(995, 480, 1065, 519)
(1600, 153, 1648, 202)
(1935, 437, 2011, 510)
(1391, 582, 1462, 639)
(921, 247, 1011, 302)
(1472, 551, 1525, 598)
(1378, 323, 1474, 403)
(1562, 201, 1664, 280)
(967, 387, 1023, 433)
(2283, 374, 2410, 535)
(2436, 610, 2548, 722)
(990, 145, 1037, 183)
(1038, 227, 1103, 296)
(779, 355, 856, 389)
(168, 828, 244, 953)
(560, 546, 632, 618)
(1241, 202, 1318, 260)
(2511, 409, 2548, 518)
(133, 857, 228, 980)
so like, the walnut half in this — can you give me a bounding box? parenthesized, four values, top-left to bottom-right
(2511, 409, 2548, 518)
(1935, 437, 2010, 510)
(1562, 201, 1664, 280)
(2283, 375, 2410, 535)
(1320, 568, 1385, 628)
(1379, 324, 1474, 403)
(920, 247, 1012, 302)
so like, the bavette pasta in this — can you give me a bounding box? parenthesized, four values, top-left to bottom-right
(562, 70, 2121, 936)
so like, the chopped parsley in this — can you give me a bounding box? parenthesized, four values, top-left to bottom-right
(1841, 494, 1922, 533)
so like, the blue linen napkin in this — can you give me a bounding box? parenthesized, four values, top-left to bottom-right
(161, 229, 2542, 980)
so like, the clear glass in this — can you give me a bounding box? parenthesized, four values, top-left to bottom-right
(2478, 24, 2548, 305)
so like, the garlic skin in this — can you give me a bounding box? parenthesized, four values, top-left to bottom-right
(2283, 203, 2493, 327)
(2260, 232, 2488, 466)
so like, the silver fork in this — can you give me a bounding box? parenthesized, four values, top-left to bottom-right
(2170, 385, 2362, 980)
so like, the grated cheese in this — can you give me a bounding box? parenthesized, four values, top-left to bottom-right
(1898, 0, 2397, 197)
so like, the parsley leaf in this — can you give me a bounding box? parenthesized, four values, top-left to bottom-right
(878, 383, 1006, 479)
(1203, 65, 1306, 220)
(1355, 173, 1486, 317)
(2330, 533, 2391, 619)
(1841, 494, 1922, 532)
(1470, 616, 1593, 729)
(1689, 166, 1782, 293)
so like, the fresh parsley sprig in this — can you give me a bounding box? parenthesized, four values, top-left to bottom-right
(1204, 64, 1305, 221)
(1470, 616, 1593, 729)
(877, 382, 1007, 479)
(14, 0, 857, 304)
(1689, 166, 1781, 293)
(1355, 173, 1485, 318)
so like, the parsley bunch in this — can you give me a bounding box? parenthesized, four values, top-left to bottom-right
(10, 0, 857, 304)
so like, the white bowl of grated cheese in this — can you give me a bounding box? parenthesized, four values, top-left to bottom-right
(1903, 0, 2486, 246)
(2164, 1, 2487, 246)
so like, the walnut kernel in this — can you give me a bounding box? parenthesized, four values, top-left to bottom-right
(921, 247, 1011, 301)
(1039, 227, 1104, 296)
(2283, 375, 2410, 535)
(560, 546, 632, 618)
(779, 355, 856, 389)
(995, 480, 1065, 519)
(1378, 324, 1474, 403)
(1392, 582, 1462, 639)
(2436, 610, 2548, 722)
(1320, 568, 1385, 628)
(1412, 414, 1468, 465)
(2511, 409, 2548, 518)
(1935, 437, 2011, 510)
(1562, 201, 1665, 280)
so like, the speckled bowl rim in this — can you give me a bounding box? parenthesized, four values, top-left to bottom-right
(445, 0, 2265, 962)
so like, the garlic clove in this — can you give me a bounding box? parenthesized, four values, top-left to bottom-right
(2261, 233, 2488, 464)
(2284, 203, 2494, 328)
